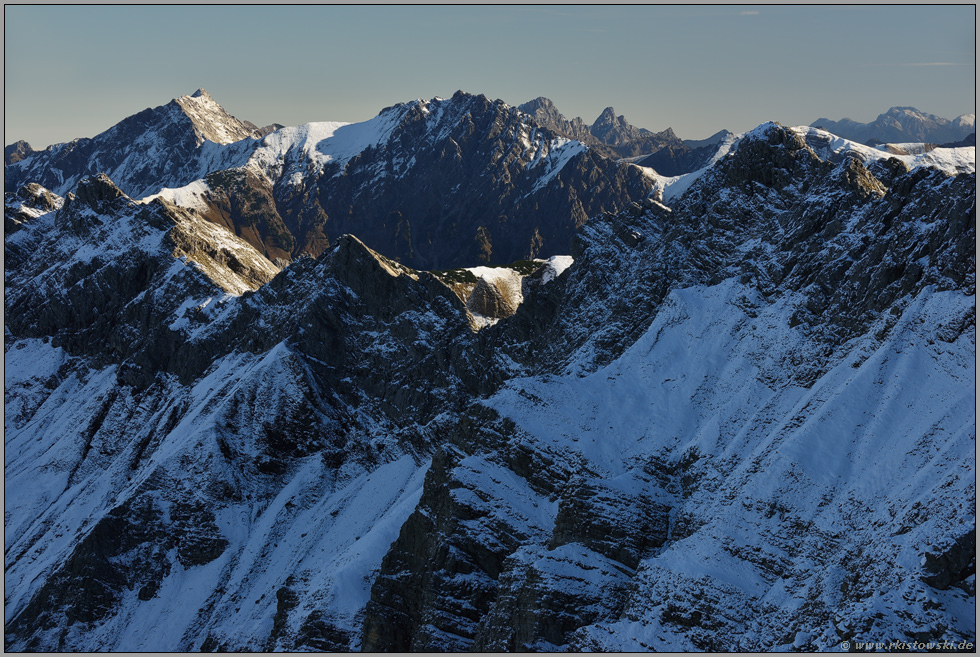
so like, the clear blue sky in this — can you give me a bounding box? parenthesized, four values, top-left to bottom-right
(4, 4, 976, 148)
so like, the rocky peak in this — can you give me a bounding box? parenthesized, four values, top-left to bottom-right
(4, 183, 63, 235)
(595, 106, 617, 123)
(522, 98, 690, 160)
(4, 140, 34, 165)
(15, 182, 62, 211)
(518, 97, 593, 144)
(520, 96, 558, 116)
(76, 172, 127, 200)
(328, 233, 416, 282)
(4, 90, 264, 200)
(589, 107, 621, 139)
(173, 88, 265, 146)
(811, 106, 975, 144)
(322, 234, 468, 323)
(65, 173, 131, 214)
(588, 106, 684, 157)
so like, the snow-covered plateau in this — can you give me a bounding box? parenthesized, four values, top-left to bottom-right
(4, 94, 976, 652)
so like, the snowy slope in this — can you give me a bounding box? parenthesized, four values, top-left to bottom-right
(486, 281, 974, 649)
(4, 117, 975, 652)
(4, 90, 266, 200)
(357, 121, 976, 652)
(637, 124, 975, 205)
(10, 89, 652, 269)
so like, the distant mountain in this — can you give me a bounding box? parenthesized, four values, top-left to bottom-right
(589, 106, 684, 157)
(4, 89, 271, 199)
(4, 140, 34, 165)
(811, 106, 975, 144)
(519, 97, 732, 176)
(635, 129, 734, 177)
(518, 97, 686, 160)
(5, 120, 974, 652)
(7, 90, 654, 269)
(517, 97, 594, 144)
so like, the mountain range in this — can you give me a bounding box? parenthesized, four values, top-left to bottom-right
(812, 106, 975, 145)
(6, 91, 659, 269)
(516, 97, 734, 178)
(3, 90, 976, 651)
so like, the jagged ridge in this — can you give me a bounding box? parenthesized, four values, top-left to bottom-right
(3, 119, 976, 652)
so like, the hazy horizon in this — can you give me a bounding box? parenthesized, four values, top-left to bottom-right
(5, 4, 976, 149)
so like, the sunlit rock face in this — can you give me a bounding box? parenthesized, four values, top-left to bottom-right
(4, 107, 975, 651)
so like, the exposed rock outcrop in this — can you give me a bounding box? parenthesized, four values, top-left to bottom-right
(4, 118, 975, 652)
(4, 89, 267, 199)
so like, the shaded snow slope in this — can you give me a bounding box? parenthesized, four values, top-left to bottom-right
(487, 282, 974, 650)
(5, 120, 974, 652)
(638, 124, 974, 206)
(353, 122, 975, 652)
(10, 89, 652, 269)
(3, 339, 430, 651)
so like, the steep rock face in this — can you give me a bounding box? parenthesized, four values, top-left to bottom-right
(182, 91, 654, 269)
(5, 121, 975, 653)
(357, 123, 975, 651)
(518, 97, 594, 144)
(5, 182, 63, 235)
(361, 406, 572, 652)
(4, 175, 493, 651)
(519, 97, 688, 162)
(3, 89, 265, 199)
(9, 90, 655, 270)
(4, 175, 281, 386)
(466, 269, 524, 319)
(492, 123, 974, 378)
(4, 140, 34, 165)
(812, 106, 975, 145)
(589, 106, 683, 158)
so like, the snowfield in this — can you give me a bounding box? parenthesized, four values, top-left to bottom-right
(4, 103, 975, 652)
(637, 125, 975, 204)
(487, 281, 975, 650)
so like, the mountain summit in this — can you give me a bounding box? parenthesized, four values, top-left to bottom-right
(518, 98, 685, 159)
(8, 90, 655, 269)
(4, 89, 273, 199)
(4, 115, 974, 651)
(172, 88, 274, 146)
(811, 106, 975, 144)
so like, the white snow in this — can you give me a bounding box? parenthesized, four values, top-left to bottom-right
(637, 130, 742, 203)
(486, 278, 975, 649)
(3, 338, 433, 651)
(540, 255, 574, 283)
(638, 123, 974, 208)
(531, 138, 589, 192)
(143, 179, 213, 211)
(792, 125, 975, 176)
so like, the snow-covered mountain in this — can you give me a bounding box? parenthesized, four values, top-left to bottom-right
(4, 100, 976, 652)
(517, 97, 736, 178)
(518, 96, 704, 163)
(3, 89, 282, 203)
(812, 107, 975, 145)
(7, 90, 654, 270)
